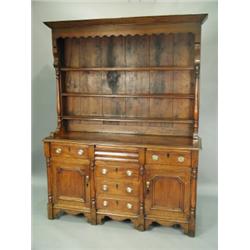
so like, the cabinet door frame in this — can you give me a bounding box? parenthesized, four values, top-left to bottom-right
(52, 159, 90, 208)
(144, 165, 191, 220)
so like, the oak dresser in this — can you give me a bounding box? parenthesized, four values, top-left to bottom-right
(43, 14, 207, 236)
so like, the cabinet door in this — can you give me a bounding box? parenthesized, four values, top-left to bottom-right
(145, 165, 191, 220)
(52, 160, 90, 208)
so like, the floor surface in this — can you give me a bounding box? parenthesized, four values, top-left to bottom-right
(32, 175, 218, 250)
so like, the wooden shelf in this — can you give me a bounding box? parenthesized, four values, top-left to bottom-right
(45, 131, 201, 150)
(60, 66, 194, 72)
(62, 115, 194, 124)
(61, 93, 195, 99)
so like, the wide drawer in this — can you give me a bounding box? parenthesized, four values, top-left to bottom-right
(146, 149, 191, 166)
(95, 164, 139, 180)
(51, 143, 89, 159)
(96, 196, 139, 215)
(95, 178, 139, 197)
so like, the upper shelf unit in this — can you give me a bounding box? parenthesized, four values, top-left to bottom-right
(45, 14, 207, 136)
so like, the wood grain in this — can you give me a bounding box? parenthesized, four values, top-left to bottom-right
(43, 14, 206, 236)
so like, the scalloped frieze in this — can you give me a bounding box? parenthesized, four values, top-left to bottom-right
(52, 22, 200, 41)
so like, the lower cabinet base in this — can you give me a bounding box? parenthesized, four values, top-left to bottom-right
(48, 203, 195, 236)
(145, 218, 195, 237)
(44, 141, 199, 237)
(96, 214, 144, 231)
(47, 203, 92, 224)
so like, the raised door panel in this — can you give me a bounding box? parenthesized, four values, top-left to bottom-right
(52, 160, 90, 208)
(145, 166, 191, 220)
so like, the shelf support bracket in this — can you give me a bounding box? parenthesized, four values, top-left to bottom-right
(52, 37, 64, 135)
(193, 42, 200, 142)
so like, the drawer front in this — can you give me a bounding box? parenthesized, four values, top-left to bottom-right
(96, 179, 139, 197)
(96, 197, 139, 215)
(95, 164, 139, 180)
(95, 146, 139, 163)
(146, 149, 191, 166)
(51, 143, 89, 159)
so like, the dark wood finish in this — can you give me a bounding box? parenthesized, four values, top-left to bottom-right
(146, 149, 191, 166)
(144, 165, 191, 220)
(43, 14, 206, 236)
(60, 66, 194, 71)
(46, 131, 201, 150)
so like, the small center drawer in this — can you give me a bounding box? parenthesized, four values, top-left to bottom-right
(51, 143, 89, 159)
(146, 149, 191, 166)
(96, 197, 139, 215)
(94, 146, 139, 163)
(96, 179, 139, 197)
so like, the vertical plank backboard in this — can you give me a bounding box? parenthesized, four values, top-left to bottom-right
(149, 99, 173, 118)
(102, 71, 126, 94)
(101, 36, 125, 67)
(126, 72, 150, 94)
(64, 72, 80, 92)
(79, 72, 103, 93)
(79, 37, 101, 67)
(64, 38, 80, 67)
(173, 71, 194, 94)
(125, 35, 149, 67)
(126, 98, 149, 118)
(60, 31, 196, 136)
(150, 72, 173, 94)
(80, 97, 102, 116)
(64, 97, 81, 115)
(173, 33, 194, 66)
(149, 34, 174, 66)
(173, 99, 194, 119)
(103, 98, 126, 117)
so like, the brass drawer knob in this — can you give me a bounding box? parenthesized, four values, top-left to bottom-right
(55, 148, 62, 154)
(101, 168, 108, 175)
(126, 170, 132, 176)
(178, 156, 185, 163)
(102, 184, 108, 191)
(127, 203, 133, 209)
(126, 187, 133, 193)
(103, 200, 108, 207)
(152, 154, 159, 161)
(85, 175, 89, 185)
(78, 149, 84, 156)
(146, 181, 150, 192)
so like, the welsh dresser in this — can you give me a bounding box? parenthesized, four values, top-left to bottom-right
(43, 14, 207, 237)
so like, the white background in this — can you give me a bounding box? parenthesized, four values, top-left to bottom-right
(31, 2, 218, 248)
(1, 0, 250, 250)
